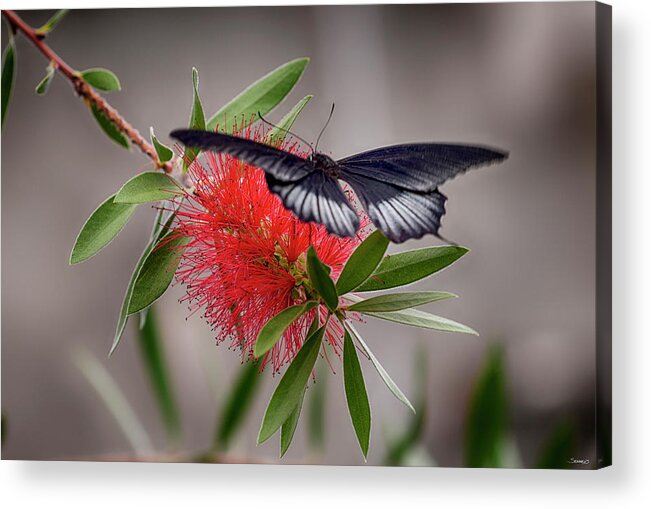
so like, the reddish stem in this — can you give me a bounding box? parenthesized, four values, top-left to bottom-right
(2, 10, 174, 174)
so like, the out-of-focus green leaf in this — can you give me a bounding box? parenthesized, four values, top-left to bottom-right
(464, 344, 508, 468)
(2, 38, 17, 129)
(215, 359, 262, 451)
(258, 322, 327, 445)
(183, 67, 206, 170)
(114, 172, 180, 204)
(111, 209, 174, 355)
(74, 349, 152, 453)
(206, 57, 309, 133)
(255, 302, 317, 358)
(90, 103, 130, 149)
(150, 126, 174, 163)
(35, 62, 55, 95)
(343, 330, 371, 459)
(307, 246, 338, 311)
(280, 390, 305, 458)
(356, 245, 469, 292)
(137, 305, 181, 445)
(336, 230, 389, 295)
(365, 307, 478, 335)
(348, 291, 456, 313)
(81, 67, 121, 92)
(69, 193, 136, 264)
(307, 363, 327, 454)
(536, 420, 576, 469)
(267, 95, 312, 145)
(36, 9, 69, 35)
(345, 321, 414, 413)
(384, 346, 428, 466)
(128, 232, 188, 314)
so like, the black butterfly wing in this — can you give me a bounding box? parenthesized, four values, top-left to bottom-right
(338, 143, 507, 192)
(342, 173, 447, 244)
(265, 172, 359, 238)
(170, 129, 314, 182)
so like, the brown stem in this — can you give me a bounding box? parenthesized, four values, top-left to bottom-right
(2, 10, 174, 174)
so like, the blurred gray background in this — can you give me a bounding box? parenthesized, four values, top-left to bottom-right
(2, 3, 600, 466)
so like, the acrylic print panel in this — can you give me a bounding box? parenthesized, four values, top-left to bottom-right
(0, 2, 611, 468)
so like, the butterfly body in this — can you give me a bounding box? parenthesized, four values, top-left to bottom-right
(170, 129, 508, 243)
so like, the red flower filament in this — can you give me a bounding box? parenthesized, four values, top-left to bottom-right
(174, 125, 364, 372)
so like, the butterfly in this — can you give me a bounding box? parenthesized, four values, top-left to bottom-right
(170, 129, 507, 243)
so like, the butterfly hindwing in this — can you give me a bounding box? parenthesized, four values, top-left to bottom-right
(170, 129, 314, 182)
(343, 172, 447, 244)
(265, 172, 359, 238)
(338, 143, 507, 192)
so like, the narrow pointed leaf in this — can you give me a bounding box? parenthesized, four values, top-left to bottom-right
(206, 57, 309, 133)
(69, 193, 136, 264)
(343, 330, 371, 458)
(90, 103, 130, 149)
(280, 389, 305, 457)
(36, 9, 69, 35)
(150, 126, 174, 163)
(128, 232, 188, 314)
(336, 230, 389, 295)
(81, 67, 121, 92)
(356, 245, 469, 292)
(215, 360, 262, 451)
(35, 62, 55, 95)
(307, 364, 326, 453)
(364, 307, 477, 335)
(345, 322, 414, 413)
(267, 95, 312, 145)
(111, 209, 174, 355)
(536, 420, 576, 469)
(184, 67, 206, 169)
(258, 322, 327, 444)
(137, 305, 181, 444)
(348, 291, 456, 313)
(255, 301, 317, 357)
(114, 172, 180, 204)
(307, 246, 338, 311)
(2, 39, 16, 129)
(464, 344, 507, 467)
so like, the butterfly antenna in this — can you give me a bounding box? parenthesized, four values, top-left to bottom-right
(257, 111, 314, 153)
(435, 232, 459, 246)
(314, 103, 335, 153)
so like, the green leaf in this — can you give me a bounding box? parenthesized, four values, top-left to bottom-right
(2, 38, 16, 129)
(536, 420, 576, 469)
(258, 321, 327, 445)
(280, 389, 305, 458)
(128, 231, 188, 314)
(307, 246, 338, 311)
(150, 126, 174, 163)
(267, 95, 312, 145)
(35, 62, 55, 95)
(336, 230, 390, 295)
(254, 301, 317, 358)
(307, 363, 326, 453)
(206, 57, 309, 132)
(356, 245, 469, 292)
(69, 193, 137, 264)
(464, 344, 508, 468)
(183, 67, 206, 170)
(137, 305, 181, 444)
(215, 359, 262, 451)
(343, 330, 371, 459)
(111, 209, 174, 355)
(90, 103, 130, 149)
(348, 291, 456, 313)
(344, 321, 414, 413)
(36, 9, 69, 35)
(114, 172, 180, 204)
(365, 307, 478, 335)
(80, 67, 121, 92)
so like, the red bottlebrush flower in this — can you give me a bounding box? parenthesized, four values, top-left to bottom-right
(174, 124, 366, 372)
